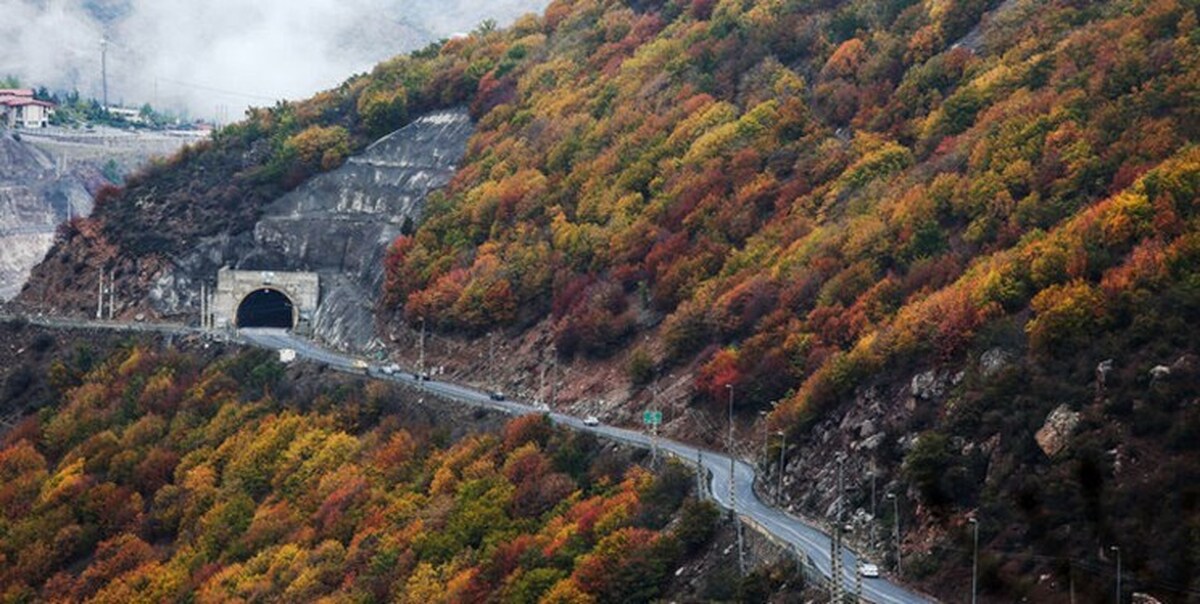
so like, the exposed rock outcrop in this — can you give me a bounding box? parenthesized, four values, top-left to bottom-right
(979, 348, 1011, 378)
(0, 134, 93, 300)
(0, 127, 200, 302)
(1035, 404, 1081, 457)
(141, 108, 474, 351)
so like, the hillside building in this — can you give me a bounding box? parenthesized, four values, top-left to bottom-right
(0, 89, 55, 128)
(105, 106, 145, 124)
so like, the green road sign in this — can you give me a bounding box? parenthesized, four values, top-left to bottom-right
(643, 410, 662, 425)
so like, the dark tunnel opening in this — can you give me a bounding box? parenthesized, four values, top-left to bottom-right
(236, 288, 295, 329)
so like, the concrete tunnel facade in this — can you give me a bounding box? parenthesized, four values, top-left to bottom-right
(208, 268, 319, 332)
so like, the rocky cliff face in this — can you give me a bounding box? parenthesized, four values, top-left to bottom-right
(0, 127, 204, 302)
(145, 108, 474, 350)
(0, 134, 93, 300)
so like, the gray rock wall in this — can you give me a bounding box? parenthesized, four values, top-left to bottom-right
(0, 134, 94, 300)
(0, 126, 203, 301)
(148, 108, 475, 352)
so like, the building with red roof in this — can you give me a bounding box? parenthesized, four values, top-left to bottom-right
(0, 89, 56, 128)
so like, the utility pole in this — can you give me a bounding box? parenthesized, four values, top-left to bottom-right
(1111, 546, 1121, 604)
(832, 455, 845, 602)
(201, 282, 212, 330)
(108, 269, 116, 320)
(887, 493, 902, 577)
(650, 418, 659, 464)
(417, 316, 426, 377)
(96, 271, 104, 319)
(855, 552, 863, 603)
(100, 36, 109, 109)
(970, 517, 979, 604)
(760, 411, 769, 467)
(726, 384, 736, 515)
(869, 461, 877, 552)
(870, 461, 877, 519)
(777, 431, 786, 504)
(726, 383, 745, 576)
(650, 381, 659, 464)
(538, 357, 546, 405)
(1069, 561, 1075, 604)
(549, 343, 558, 408)
(831, 526, 841, 601)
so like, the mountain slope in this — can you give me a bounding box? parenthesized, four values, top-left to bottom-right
(15, 0, 1200, 600)
(0, 340, 753, 603)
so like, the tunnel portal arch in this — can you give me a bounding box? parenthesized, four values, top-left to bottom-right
(236, 288, 296, 328)
(206, 269, 319, 333)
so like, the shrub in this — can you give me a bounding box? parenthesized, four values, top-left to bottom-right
(674, 499, 719, 552)
(626, 347, 655, 386)
(1026, 281, 1108, 355)
(903, 431, 957, 508)
(356, 86, 408, 139)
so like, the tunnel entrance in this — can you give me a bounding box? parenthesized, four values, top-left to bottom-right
(236, 288, 296, 329)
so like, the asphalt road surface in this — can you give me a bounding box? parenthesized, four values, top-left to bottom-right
(2, 316, 934, 603)
(238, 328, 934, 604)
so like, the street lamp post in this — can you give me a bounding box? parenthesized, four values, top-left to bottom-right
(776, 430, 786, 504)
(760, 411, 769, 468)
(1111, 546, 1121, 604)
(725, 383, 746, 576)
(726, 384, 735, 512)
(969, 517, 979, 604)
(417, 316, 426, 377)
(887, 493, 902, 577)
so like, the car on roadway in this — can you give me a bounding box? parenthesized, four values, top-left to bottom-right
(583, 415, 600, 426)
(859, 563, 880, 578)
(489, 391, 506, 401)
(381, 363, 400, 375)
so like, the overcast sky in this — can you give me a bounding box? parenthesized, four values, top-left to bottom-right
(0, 0, 546, 121)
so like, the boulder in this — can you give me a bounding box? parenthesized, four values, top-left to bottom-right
(858, 433, 885, 451)
(859, 419, 877, 438)
(911, 370, 945, 400)
(980, 348, 1011, 378)
(1035, 404, 1081, 457)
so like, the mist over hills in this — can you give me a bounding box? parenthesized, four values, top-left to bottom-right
(2, 0, 548, 119)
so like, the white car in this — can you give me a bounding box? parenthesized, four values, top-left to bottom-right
(859, 563, 880, 578)
(582, 415, 600, 426)
(381, 363, 400, 375)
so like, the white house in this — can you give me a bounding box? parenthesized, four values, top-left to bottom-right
(0, 89, 55, 128)
(105, 105, 145, 124)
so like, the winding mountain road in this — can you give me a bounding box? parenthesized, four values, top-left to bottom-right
(2, 316, 935, 603)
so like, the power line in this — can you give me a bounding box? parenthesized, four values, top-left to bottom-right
(153, 77, 279, 102)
